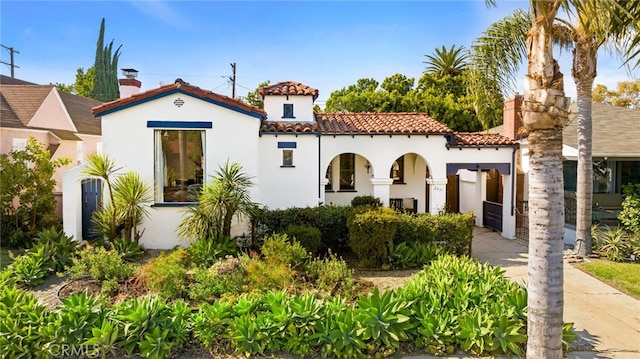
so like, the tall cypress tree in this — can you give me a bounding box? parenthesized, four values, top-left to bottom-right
(91, 18, 122, 102)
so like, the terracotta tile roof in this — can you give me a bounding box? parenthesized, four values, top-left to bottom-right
(260, 121, 319, 133)
(259, 81, 319, 99)
(93, 79, 266, 119)
(314, 112, 454, 135)
(450, 132, 518, 147)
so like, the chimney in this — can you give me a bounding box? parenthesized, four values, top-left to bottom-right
(119, 68, 141, 98)
(503, 93, 523, 140)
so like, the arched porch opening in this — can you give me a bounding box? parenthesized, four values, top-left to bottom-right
(323, 152, 374, 206)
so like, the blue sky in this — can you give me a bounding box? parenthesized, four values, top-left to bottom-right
(1, 1, 637, 107)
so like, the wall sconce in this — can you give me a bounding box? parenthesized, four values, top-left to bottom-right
(365, 161, 371, 174)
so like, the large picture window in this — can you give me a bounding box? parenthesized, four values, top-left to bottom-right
(339, 153, 355, 190)
(155, 130, 205, 203)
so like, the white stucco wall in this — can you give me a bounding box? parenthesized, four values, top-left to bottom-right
(99, 92, 262, 248)
(263, 95, 314, 123)
(258, 133, 320, 209)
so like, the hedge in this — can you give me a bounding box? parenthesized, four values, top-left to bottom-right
(253, 205, 351, 250)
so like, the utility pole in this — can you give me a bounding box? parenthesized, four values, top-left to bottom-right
(230, 62, 236, 98)
(0, 44, 20, 78)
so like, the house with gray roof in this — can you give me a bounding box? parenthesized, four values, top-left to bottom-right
(0, 75, 103, 216)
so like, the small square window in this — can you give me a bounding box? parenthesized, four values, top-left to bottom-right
(283, 150, 293, 166)
(283, 104, 294, 118)
(12, 138, 28, 152)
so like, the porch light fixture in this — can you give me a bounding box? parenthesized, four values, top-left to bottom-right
(365, 161, 371, 174)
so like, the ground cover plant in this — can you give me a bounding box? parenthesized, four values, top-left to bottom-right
(2, 253, 579, 358)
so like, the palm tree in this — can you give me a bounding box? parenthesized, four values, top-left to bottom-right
(423, 45, 468, 78)
(473, 1, 640, 357)
(82, 152, 122, 241)
(177, 160, 257, 240)
(472, 2, 640, 256)
(560, 1, 640, 255)
(112, 171, 153, 243)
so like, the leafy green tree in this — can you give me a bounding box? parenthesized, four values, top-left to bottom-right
(593, 79, 640, 109)
(55, 67, 95, 98)
(243, 81, 270, 108)
(619, 184, 640, 234)
(423, 45, 469, 78)
(0, 137, 71, 247)
(91, 18, 121, 102)
(178, 161, 258, 240)
(325, 72, 484, 131)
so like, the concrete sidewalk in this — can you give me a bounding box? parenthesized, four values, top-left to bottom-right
(472, 227, 640, 358)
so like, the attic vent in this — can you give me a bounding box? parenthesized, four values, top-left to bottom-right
(174, 98, 185, 107)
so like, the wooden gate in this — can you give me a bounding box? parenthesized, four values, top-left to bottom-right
(81, 178, 102, 241)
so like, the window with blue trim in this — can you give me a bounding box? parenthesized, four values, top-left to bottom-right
(283, 104, 294, 118)
(155, 130, 204, 203)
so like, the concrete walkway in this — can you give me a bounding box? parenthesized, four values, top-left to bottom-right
(472, 227, 640, 358)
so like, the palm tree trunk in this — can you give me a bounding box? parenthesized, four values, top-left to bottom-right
(527, 129, 565, 359)
(572, 36, 597, 256)
(524, 2, 567, 358)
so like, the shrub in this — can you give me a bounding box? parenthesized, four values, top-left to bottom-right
(254, 205, 351, 250)
(244, 257, 294, 292)
(110, 295, 192, 358)
(261, 233, 309, 269)
(186, 236, 238, 268)
(193, 300, 234, 351)
(306, 252, 355, 297)
(53, 291, 108, 348)
(111, 237, 144, 262)
(0, 286, 54, 357)
(350, 195, 383, 208)
(619, 184, 640, 234)
(388, 241, 443, 269)
(284, 225, 322, 255)
(138, 249, 188, 298)
(8, 244, 52, 287)
(69, 246, 135, 289)
(394, 212, 474, 256)
(0, 137, 71, 247)
(592, 225, 639, 262)
(35, 227, 79, 272)
(188, 257, 245, 301)
(347, 207, 399, 266)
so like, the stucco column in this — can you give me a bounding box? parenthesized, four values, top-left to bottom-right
(501, 173, 516, 239)
(319, 179, 329, 204)
(370, 178, 394, 207)
(426, 177, 447, 214)
(474, 171, 487, 227)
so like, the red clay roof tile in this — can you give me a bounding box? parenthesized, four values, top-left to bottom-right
(260, 121, 319, 133)
(93, 79, 266, 118)
(451, 132, 518, 147)
(314, 112, 454, 135)
(259, 81, 319, 99)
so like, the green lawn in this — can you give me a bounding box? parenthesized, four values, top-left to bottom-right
(0, 247, 13, 269)
(576, 259, 640, 299)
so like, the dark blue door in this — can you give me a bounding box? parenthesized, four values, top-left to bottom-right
(81, 178, 102, 241)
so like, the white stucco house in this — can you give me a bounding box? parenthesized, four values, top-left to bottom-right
(63, 79, 519, 249)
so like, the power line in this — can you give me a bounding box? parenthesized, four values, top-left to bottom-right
(0, 44, 20, 78)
